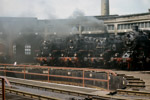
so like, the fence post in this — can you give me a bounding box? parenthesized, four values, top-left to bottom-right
(24, 66, 25, 79)
(107, 72, 110, 90)
(4, 66, 6, 76)
(2, 78, 5, 100)
(48, 67, 50, 82)
(83, 70, 85, 87)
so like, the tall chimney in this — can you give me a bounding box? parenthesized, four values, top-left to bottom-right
(101, 0, 109, 16)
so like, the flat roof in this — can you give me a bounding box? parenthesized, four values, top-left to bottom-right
(94, 12, 150, 20)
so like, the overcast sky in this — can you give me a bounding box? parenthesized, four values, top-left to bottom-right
(0, 0, 150, 19)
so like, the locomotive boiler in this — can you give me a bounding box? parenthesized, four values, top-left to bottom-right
(117, 26, 150, 70)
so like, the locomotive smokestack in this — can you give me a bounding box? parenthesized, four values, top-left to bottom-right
(101, 0, 109, 16)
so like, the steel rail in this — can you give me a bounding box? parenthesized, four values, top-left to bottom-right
(7, 80, 123, 100)
(0, 64, 117, 76)
(0, 87, 59, 100)
(117, 89, 150, 97)
(0, 77, 127, 100)
(0, 76, 12, 100)
(9, 80, 97, 98)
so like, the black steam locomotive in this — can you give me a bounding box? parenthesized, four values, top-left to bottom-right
(35, 26, 150, 70)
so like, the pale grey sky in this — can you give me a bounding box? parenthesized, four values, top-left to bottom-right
(0, 0, 150, 19)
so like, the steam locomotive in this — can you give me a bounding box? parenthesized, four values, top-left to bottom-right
(35, 26, 150, 70)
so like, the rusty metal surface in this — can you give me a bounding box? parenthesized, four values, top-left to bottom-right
(0, 76, 12, 100)
(1, 78, 5, 100)
(0, 76, 11, 87)
(0, 64, 119, 90)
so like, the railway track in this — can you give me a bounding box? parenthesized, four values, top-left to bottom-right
(117, 89, 150, 97)
(1, 71, 150, 99)
(9, 81, 94, 98)
(4, 77, 150, 100)
(1, 78, 118, 100)
(0, 87, 59, 100)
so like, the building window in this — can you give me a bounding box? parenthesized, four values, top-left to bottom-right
(117, 25, 121, 30)
(25, 45, 31, 55)
(121, 24, 123, 30)
(13, 45, 16, 54)
(124, 24, 127, 29)
(84, 27, 88, 31)
(141, 23, 144, 28)
(148, 22, 150, 27)
(136, 23, 139, 27)
(112, 25, 114, 30)
(86, 27, 90, 31)
(139, 23, 142, 28)
(117, 22, 150, 30)
(108, 25, 114, 30)
(145, 22, 148, 28)
(127, 24, 131, 29)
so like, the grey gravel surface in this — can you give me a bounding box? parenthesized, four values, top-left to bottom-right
(6, 77, 101, 93)
(13, 85, 85, 100)
(0, 93, 34, 100)
(4, 71, 150, 100)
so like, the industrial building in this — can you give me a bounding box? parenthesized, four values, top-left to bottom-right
(97, 12, 150, 34)
(0, 0, 150, 63)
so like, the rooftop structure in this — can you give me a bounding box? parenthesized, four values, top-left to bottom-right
(101, 0, 109, 16)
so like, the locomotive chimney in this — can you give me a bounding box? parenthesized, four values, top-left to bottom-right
(101, 0, 109, 16)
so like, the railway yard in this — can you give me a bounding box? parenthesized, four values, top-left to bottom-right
(0, 0, 150, 99)
(0, 64, 150, 100)
(0, 8, 150, 100)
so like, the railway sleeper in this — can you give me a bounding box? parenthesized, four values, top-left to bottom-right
(117, 89, 150, 97)
(127, 79, 144, 82)
(128, 81, 145, 85)
(117, 74, 142, 82)
(124, 75, 134, 79)
(127, 84, 145, 88)
(125, 78, 141, 81)
(117, 74, 126, 76)
(122, 75, 146, 89)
